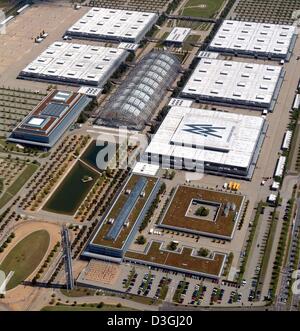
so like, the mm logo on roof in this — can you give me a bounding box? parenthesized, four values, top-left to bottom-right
(183, 124, 226, 138)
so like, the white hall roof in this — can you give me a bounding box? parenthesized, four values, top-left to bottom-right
(20, 42, 128, 86)
(182, 58, 282, 107)
(66, 7, 158, 42)
(145, 106, 265, 169)
(209, 20, 296, 58)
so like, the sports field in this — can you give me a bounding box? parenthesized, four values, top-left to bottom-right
(0, 230, 50, 290)
(181, 0, 225, 18)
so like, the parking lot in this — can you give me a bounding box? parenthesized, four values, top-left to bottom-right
(78, 260, 258, 307)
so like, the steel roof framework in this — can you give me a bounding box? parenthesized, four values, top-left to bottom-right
(96, 51, 181, 130)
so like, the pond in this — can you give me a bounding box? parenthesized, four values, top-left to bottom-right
(43, 161, 99, 215)
(81, 140, 117, 172)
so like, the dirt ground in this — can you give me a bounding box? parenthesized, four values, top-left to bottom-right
(84, 260, 120, 285)
(0, 1, 88, 91)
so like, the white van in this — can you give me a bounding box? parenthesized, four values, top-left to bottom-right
(262, 109, 268, 118)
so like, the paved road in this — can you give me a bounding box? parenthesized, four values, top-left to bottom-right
(0, 302, 12, 311)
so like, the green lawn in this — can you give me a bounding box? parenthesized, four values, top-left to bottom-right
(161, 31, 170, 40)
(183, 34, 200, 50)
(182, 0, 225, 18)
(61, 287, 96, 298)
(61, 288, 158, 306)
(0, 192, 11, 209)
(255, 211, 278, 295)
(41, 303, 136, 311)
(0, 162, 39, 208)
(7, 163, 38, 196)
(0, 139, 41, 156)
(287, 122, 300, 171)
(0, 230, 50, 290)
(159, 284, 169, 300)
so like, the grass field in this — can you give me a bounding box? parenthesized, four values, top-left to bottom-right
(166, 19, 211, 31)
(183, 34, 200, 51)
(127, 294, 158, 306)
(0, 138, 42, 156)
(287, 122, 300, 172)
(255, 210, 278, 295)
(61, 287, 95, 298)
(61, 288, 158, 306)
(0, 162, 38, 208)
(181, 0, 225, 18)
(0, 230, 50, 290)
(41, 303, 136, 311)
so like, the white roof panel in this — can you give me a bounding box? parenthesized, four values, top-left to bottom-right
(275, 156, 286, 177)
(28, 117, 45, 126)
(282, 130, 292, 150)
(66, 7, 158, 43)
(209, 20, 296, 58)
(132, 162, 159, 176)
(182, 58, 282, 108)
(20, 42, 128, 87)
(165, 27, 191, 43)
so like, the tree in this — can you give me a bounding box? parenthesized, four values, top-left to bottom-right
(102, 81, 112, 94)
(97, 302, 104, 308)
(77, 111, 88, 124)
(135, 235, 146, 245)
(106, 167, 112, 178)
(167, 241, 178, 251)
(169, 170, 176, 180)
(195, 206, 209, 217)
(198, 248, 210, 257)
